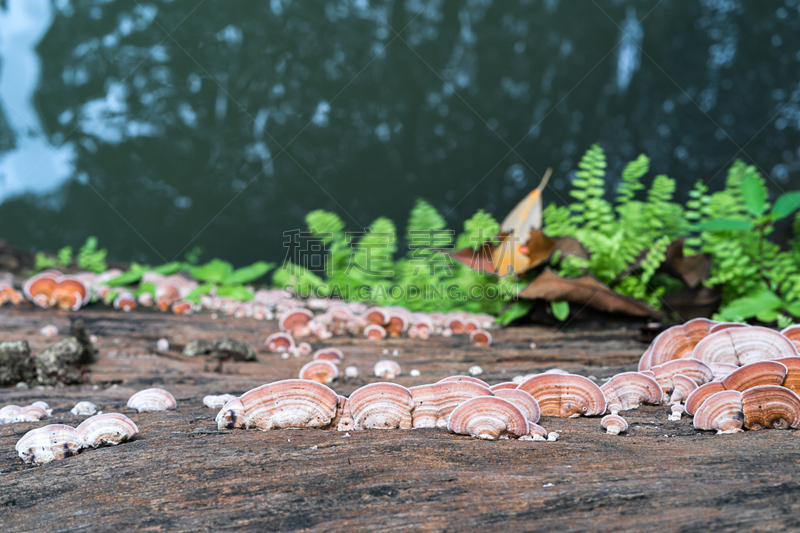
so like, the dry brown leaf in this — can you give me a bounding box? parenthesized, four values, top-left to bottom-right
(449, 230, 588, 276)
(659, 239, 711, 289)
(517, 269, 664, 318)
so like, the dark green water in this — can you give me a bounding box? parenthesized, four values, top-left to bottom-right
(0, 0, 799, 266)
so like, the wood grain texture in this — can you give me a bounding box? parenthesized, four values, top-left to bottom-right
(1, 307, 799, 532)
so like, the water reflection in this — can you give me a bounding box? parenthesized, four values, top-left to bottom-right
(0, 0, 797, 266)
(0, 0, 75, 201)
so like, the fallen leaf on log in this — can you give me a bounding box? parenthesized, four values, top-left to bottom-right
(517, 269, 663, 318)
(449, 230, 588, 276)
(659, 239, 712, 289)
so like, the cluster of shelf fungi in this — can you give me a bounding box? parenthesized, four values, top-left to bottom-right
(10, 318, 800, 466)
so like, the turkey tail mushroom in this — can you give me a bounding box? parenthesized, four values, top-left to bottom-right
(409, 381, 493, 429)
(349, 383, 414, 430)
(517, 374, 606, 417)
(447, 396, 529, 440)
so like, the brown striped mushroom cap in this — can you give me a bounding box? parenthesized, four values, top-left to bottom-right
(493, 389, 541, 424)
(692, 390, 744, 433)
(16, 424, 83, 465)
(279, 309, 314, 335)
(692, 326, 798, 366)
(409, 381, 493, 429)
(447, 396, 529, 440)
(374, 360, 401, 379)
(76, 413, 139, 448)
(313, 348, 344, 363)
(463, 319, 480, 333)
(652, 359, 714, 387)
(528, 423, 548, 439)
(600, 414, 628, 435)
(48, 276, 89, 311)
(113, 291, 137, 312)
(328, 395, 354, 432)
(216, 398, 247, 430)
(469, 329, 493, 347)
(363, 307, 390, 326)
(600, 372, 662, 411)
(639, 318, 716, 370)
(349, 382, 414, 430)
(741, 385, 800, 430)
(127, 388, 177, 413)
(517, 374, 606, 417)
(709, 322, 749, 334)
(22, 270, 61, 306)
(445, 316, 466, 335)
(18, 405, 48, 422)
(780, 325, 800, 351)
(438, 375, 490, 388)
(265, 332, 295, 353)
(299, 360, 339, 384)
(776, 356, 800, 394)
(721, 361, 788, 392)
(240, 379, 339, 431)
(707, 363, 739, 381)
(0, 405, 23, 423)
(364, 324, 387, 340)
(670, 374, 698, 404)
(489, 382, 519, 392)
(685, 382, 726, 416)
(385, 313, 408, 337)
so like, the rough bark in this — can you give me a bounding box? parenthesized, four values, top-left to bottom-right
(1, 307, 799, 531)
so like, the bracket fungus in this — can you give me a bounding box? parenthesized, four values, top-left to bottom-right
(23, 271, 60, 307)
(203, 394, 238, 409)
(313, 348, 344, 364)
(447, 396, 529, 440)
(670, 374, 699, 404)
(517, 374, 606, 417)
(265, 332, 295, 353)
(240, 379, 339, 431)
(493, 389, 541, 424)
(741, 385, 800, 430)
(127, 388, 177, 413)
(707, 363, 739, 381)
(438, 375, 490, 388)
(76, 413, 139, 448)
(685, 382, 726, 416)
(48, 276, 90, 311)
(385, 313, 408, 337)
(349, 382, 414, 430)
(299, 360, 339, 384)
(1, 403, 49, 423)
(374, 359, 401, 379)
(780, 325, 800, 351)
(16, 424, 83, 464)
(600, 372, 662, 411)
(445, 316, 466, 334)
(362, 307, 390, 327)
(490, 382, 519, 392)
(638, 318, 716, 371)
(364, 324, 387, 340)
(721, 361, 788, 392)
(469, 329, 493, 347)
(601, 414, 628, 435)
(409, 381, 493, 429)
(776, 356, 800, 394)
(216, 398, 247, 430)
(279, 309, 314, 336)
(113, 292, 137, 312)
(692, 390, 745, 433)
(71, 401, 98, 416)
(692, 326, 798, 366)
